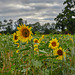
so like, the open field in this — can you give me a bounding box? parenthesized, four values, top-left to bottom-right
(0, 33, 75, 75)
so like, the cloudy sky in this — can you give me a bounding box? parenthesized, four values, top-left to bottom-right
(0, 0, 65, 25)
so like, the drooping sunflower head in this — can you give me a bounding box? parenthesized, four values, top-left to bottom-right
(17, 24, 32, 42)
(53, 47, 66, 60)
(49, 38, 59, 49)
(33, 38, 40, 43)
(13, 33, 19, 42)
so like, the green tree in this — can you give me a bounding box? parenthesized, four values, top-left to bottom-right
(0, 21, 2, 28)
(0, 21, 2, 25)
(6, 26, 11, 33)
(54, 0, 75, 33)
(9, 19, 13, 29)
(17, 18, 24, 26)
(9, 19, 13, 25)
(43, 23, 50, 34)
(63, 0, 75, 33)
(5, 19, 13, 33)
(54, 13, 67, 31)
(3, 19, 7, 25)
(32, 22, 41, 33)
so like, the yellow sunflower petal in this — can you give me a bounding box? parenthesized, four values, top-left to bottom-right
(53, 47, 66, 60)
(13, 32, 19, 42)
(17, 24, 32, 43)
(49, 38, 59, 49)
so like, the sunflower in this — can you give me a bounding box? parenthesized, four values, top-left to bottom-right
(53, 47, 66, 60)
(42, 35, 44, 39)
(17, 24, 32, 42)
(70, 38, 73, 42)
(33, 38, 40, 43)
(34, 48, 39, 52)
(16, 50, 19, 53)
(34, 44, 39, 48)
(13, 33, 19, 42)
(39, 38, 42, 42)
(49, 38, 59, 49)
(15, 43, 19, 48)
(42, 41, 45, 44)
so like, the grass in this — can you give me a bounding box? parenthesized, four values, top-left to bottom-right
(0, 33, 75, 75)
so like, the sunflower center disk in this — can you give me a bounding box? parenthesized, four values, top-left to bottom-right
(15, 35, 18, 40)
(57, 50, 63, 56)
(22, 29, 29, 37)
(52, 42, 56, 46)
(35, 40, 38, 43)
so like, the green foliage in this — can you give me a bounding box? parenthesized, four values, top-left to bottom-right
(55, 0, 75, 33)
(0, 34, 75, 75)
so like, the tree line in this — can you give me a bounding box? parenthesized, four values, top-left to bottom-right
(0, 18, 56, 34)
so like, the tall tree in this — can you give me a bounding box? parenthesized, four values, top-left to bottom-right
(51, 23, 56, 29)
(25, 20, 27, 25)
(4, 19, 7, 25)
(9, 19, 13, 24)
(54, 13, 67, 31)
(63, 0, 75, 33)
(54, 0, 75, 33)
(17, 18, 24, 26)
(43, 23, 50, 34)
(32, 22, 41, 33)
(0, 21, 2, 25)
(9, 19, 13, 30)
(0, 21, 2, 29)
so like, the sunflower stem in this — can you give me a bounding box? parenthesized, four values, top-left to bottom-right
(44, 68, 45, 75)
(51, 49, 53, 75)
(73, 34, 75, 71)
(31, 39, 34, 57)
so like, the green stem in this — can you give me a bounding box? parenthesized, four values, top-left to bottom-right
(73, 34, 75, 70)
(31, 39, 34, 56)
(51, 50, 53, 75)
(44, 68, 45, 75)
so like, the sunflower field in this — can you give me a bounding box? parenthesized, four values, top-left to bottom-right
(0, 24, 75, 75)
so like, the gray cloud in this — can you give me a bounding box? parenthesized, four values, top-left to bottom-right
(0, 0, 65, 24)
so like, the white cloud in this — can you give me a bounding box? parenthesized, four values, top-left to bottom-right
(0, 0, 65, 24)
(8, 4, 35, 9)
